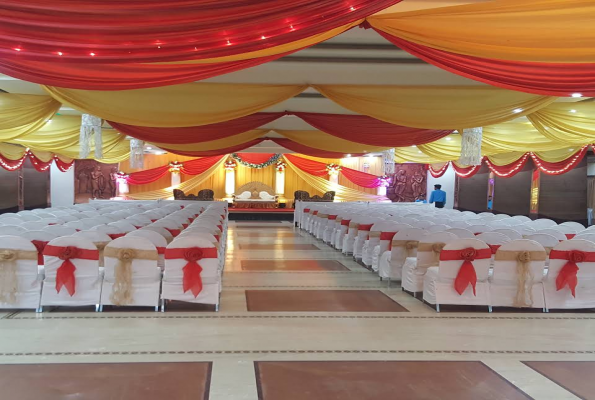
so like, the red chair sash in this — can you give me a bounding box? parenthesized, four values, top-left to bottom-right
(214, 235, 220, 242)
(151, 219, 158, 223)
(381, 232, 397, 249)
(108, 233, 126, 240)
(358, 224, 374, 231)
(43, 245, 99, 296)
(217, 225, 223, 232)
(549, 249, 595, 297)
(31, 240, 49, 265)
(565, 233, 576, 239)
(341, 219, 351, 226)
(164, 228, 181, 237)
(328, 215, 338, 220)
(440, 247, 492, 296)
(488, 244, 501, 254)
(182, 223, 189, 229)
(313, 211, 318, 216)
(164, 247, 218, 297)
(304, 208, 310, 213)
(156, 246, 166, 255)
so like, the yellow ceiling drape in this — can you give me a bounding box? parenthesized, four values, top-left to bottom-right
(151, 129, 268, 151)
(528, 102, 595, 144)
(43, 83, 307, 127)
(276, 130, 388, 153)
(0, 143, 73, 164)
(6, 115, 130, 163)
(368, 0, 595, 63)
(127, 156, 226, 200)
(283, 155, 386, 202)
(0, 93, 60, 137)
(313, 85, 555, 129)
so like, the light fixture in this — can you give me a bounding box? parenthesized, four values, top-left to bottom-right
(146, 146, 152, 150)
(261, 35, 266, 40)
(570, 109, 577, 113)
(350, 6, 355, 10)
(513, 108, 523, 113)
(226, 40, 231, 46)
(411, 145, 416, 148)
(90, 52, 96, 56)
(346, 154, 351, 157)
(45, 119, 52, 123)
(445, 137, 452, 141)
(13, 48, 21, 52)
(571, 93, 583, 98)
(57, 51, 63, 56)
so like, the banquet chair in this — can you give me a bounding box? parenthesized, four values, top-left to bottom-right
(427, 224, 450, 233)
(42, 225, 78, 236)
(511, 215, 532, 223)
(153, 219, 184, 238)
(379, 227, 427, 284)
(535, 229, 566, 242)
(525, 233, 560, 257)
(401, 231, 458, 296)
(142, 225, 174, 243)
(20, 220, 52, 231)
(449, 220, 472, 229)
(65, 220, 88, 231)
(334, 212, 355, 250)
(412, 220, 435, 230)
(73, 230, 112, 267)
(363, 222, 397, 268)
(423, 238, 492, 312)
(560, 221, 586, 232)
(573, 232, 595, 243)
(551, 224, 580, 240)
(493, 229, 523, 241)
(467, 224, 492, 236)
(491, 239, 547, 310)
(0, 225, 27, 235)
(127, 229, 167, 270)
(342, 215, 368, 256)
(446, 228, 475, 239)
(176, 230, 224, 274)
(371, 223, 413, 272)
(91, 224, 125, 240)
(353, 218, 383, 261)
(108, 220, 138, 233)
(532, 218, 558, 229)
(322, 210, 340, 244)
(125, 215, 152, 229)
(543, 239, 595, 310)
(0, 217, 24, 226)
(40, 236, 101, 311)
(20, 230, 58, 270)
(100, 237, 161, 311)
(0, 235, 43, 311)
(162, 237, 220, 311)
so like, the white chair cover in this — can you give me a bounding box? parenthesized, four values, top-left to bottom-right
(0, 235, 42, 310)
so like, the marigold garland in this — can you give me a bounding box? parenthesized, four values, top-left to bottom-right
(231, 153, 281, 169)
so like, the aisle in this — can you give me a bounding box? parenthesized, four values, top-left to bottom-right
(0, 221, 593, 399)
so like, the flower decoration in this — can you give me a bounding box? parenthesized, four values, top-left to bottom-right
(569, 250, 586, 263)
(378, 175, 391, 187)
(231, 153, 281, 169)
(460, 247, 477, 261)
(276, 159, 287, 172)
(117, 249, 136, 261)
(116, 171, 129, 183)
(58, 246, 80, 261)
(184, 247, 204, 262)
(168, 161, 182, 174)
(224, 159, 237, 171)
(0, 250, 17, 261)
(326, 163, 342, 176)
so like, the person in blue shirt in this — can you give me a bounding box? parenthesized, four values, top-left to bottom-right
(429, 184, 447, 208)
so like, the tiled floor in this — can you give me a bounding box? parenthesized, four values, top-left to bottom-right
(1, 220, 594, 399)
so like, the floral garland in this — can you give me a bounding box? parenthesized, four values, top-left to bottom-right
(224, 159, 237, 171)
(377, 175, 392, 187)
(275, 159, 287, 172)
(116, 171, 129, 183)
(231, 153, 281, 169)
(326, 163, 342, 176)
(168, 161, 182, 173)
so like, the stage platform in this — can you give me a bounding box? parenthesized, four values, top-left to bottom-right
(229, 207, 294, 221)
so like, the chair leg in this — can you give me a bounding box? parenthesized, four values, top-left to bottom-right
(98, 305, 104, 312)
(488, 305, 493, 313)
(160, 298, 166, 312)
(95, 304, 100, 312)
(436, 303, 440, 313)
(35, 306, 43, 313)
(155, 305, 159, 312)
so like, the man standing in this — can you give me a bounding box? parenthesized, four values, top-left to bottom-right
(429, 184, 447, 208)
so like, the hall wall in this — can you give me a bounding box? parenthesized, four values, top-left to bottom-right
(538, 158, 587, 223)
(492, 161, 532, 216)
(457, 164, 490, 212)
(0, 168, 18, 213)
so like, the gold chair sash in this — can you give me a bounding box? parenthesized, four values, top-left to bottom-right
(0, 249, 38, 305)
(103, 247, 158, 306)
(368, 231, 381, 239)
(494, 250, 547, 308)
(349, 222, 359, 229)
(336, 217, 343, 223)
(391, 240, 419, 257)
(416, 242, 447, 269)
(318, 213, 329, 219)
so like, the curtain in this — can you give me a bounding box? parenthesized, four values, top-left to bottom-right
(180, 155, 226, 175)
(109, 114, 282, 143)
(160, 139, 265, 157)
(283, 154, 328, 177)
(377, 32, 595, 97)
(0, 143, 74, 172)
(270, 138, 369, 158)
(340, 167, 383, 188)
(126, 165, 170, 185)
(528, 103, 595, 144)
(126, 156, 227, 200)
(0, 1, 397, 62)
(368, 0, 595, 63)
(153, 130, 267, 152)
(588, 177, 595, 211)
(276, 130, 387, 153)
(530, 146, 589, 175)
(43, 83, 307, 127)
(484, 154, 530, 178)
(291, 112, 452, 146)
(313, 84, 556, 129)
(283, 155, 386, 201)
(233, 153, 278, 165)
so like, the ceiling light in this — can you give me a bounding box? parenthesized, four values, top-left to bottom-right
(570, 109, 577, 113)
(513, 108, 523, 113)
(146, 146, 152, 150)
(571, 93, 583, 98)
(346, 154, 351, 158)
(445, 137, 452, 141)
(411, 145, 416, 148)
(45, 119, 52, 123)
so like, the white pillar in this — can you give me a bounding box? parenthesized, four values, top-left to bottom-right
(171, 171, 181, 187)
(376, 186, 387, 196)
(275, 170, 285, 195)
(225, 169, 235, 197)
(50, 162, 75, 207)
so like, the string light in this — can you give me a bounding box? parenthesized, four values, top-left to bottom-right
(530, 145, 588, 175)
(513, 108, 523, 113)
(571, 93, 583, 98)
(570, 109, 577, 113)
(226, 40, 231, 46)
(56, 51, 63, 56)
(13, 48, 21, 52)
(350, 6, 356, 10)
(485, 153, 529, 177)
(90, 52, 96, 56)
(429, 161, 450, 178)
(261, 35, 266, 40)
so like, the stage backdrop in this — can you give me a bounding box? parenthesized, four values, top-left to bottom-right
(119, 154, 385, 200)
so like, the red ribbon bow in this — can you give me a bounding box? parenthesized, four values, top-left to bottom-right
(440, 247, 492, 296)
(165, 247, 218, 298)
(43, 245, 99, 297)
(550, 249, 595, 297)
(313, 211, 318, 216)
(31, 240, 49, 265)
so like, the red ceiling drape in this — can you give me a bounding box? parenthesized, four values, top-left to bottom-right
(283, 154, 329, 177)
(340, 166, 383, 188)
(531, 146, 589, 175)
(484, 154, 529, 178)
(161, 139, 265, 157)
(0, 53, 289, 90)
(292, 112, 452, 146)
(109, 114, 282, 143)
(270, 138, 367, 158)
(0, 0, 400, 63)
(377, 31, 595, 97)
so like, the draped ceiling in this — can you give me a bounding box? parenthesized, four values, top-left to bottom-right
(0, 0, 594, 174)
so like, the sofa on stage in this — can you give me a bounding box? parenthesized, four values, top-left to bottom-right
(232, 181, 278, 209)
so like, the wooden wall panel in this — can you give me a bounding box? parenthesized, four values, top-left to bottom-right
(539, 158, 587, 223)
(23, 158, 49, 210)
(492, 160, 532, 216)
(0, 168, 18, 213)
(457, 164, 489, 213)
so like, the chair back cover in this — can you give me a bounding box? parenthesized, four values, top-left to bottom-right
(535, 229, 567, 242)
(438, 238, 491, 281)
(493, 229, 523, 240)
(446, 228, 475, 239)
